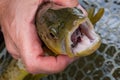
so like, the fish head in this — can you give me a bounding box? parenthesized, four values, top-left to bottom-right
(36, 6, 101, 57)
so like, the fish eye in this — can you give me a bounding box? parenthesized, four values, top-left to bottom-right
(50, 28, 58, 39)
(50, 32, 55, 38)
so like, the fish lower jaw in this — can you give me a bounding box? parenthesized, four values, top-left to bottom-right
(71, 34, 101, 56)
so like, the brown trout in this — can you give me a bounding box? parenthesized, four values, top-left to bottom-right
(35, 3, 104, 57)
(0, 2, 104, 80)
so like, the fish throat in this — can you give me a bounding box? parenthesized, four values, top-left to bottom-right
(71, 25, 83, 47)
(70, 21, 98, 54)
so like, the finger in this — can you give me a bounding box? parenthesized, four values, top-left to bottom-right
(23, 54, 76, 74)
(52, 0, 79, 8)
(36, 55, 76, 74)
(50, 0, 79, 10)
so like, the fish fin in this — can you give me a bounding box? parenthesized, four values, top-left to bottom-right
(87, 8, 104, 25)
(87, 7, 95, 21)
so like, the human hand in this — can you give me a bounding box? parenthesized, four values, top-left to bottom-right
(0, 0, 83, 74)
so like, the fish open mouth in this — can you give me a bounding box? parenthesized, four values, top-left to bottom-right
(70, 19, 100, 55)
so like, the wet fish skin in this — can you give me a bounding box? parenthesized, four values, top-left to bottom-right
(35, 5, 103, 57)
